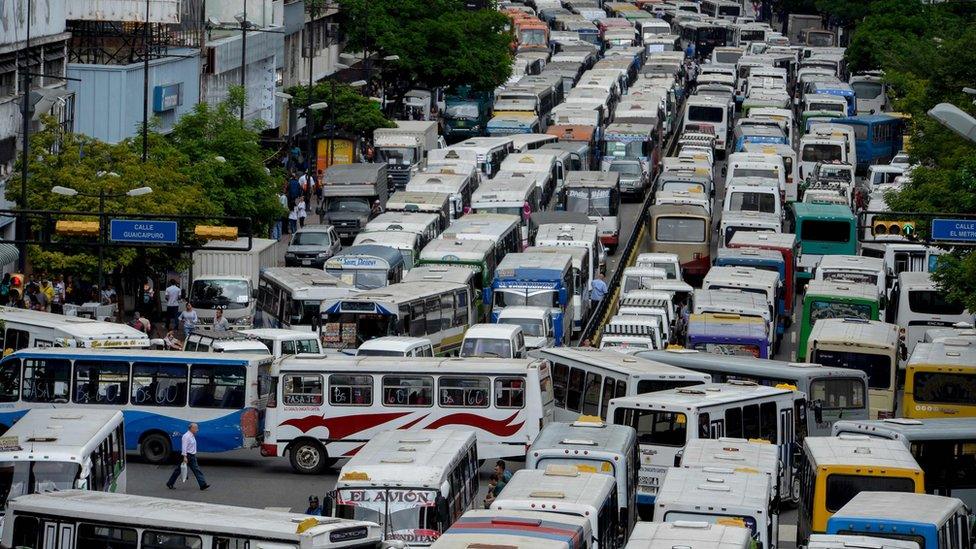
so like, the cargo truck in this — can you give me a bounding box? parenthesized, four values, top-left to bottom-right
(373, 120, 440, 190)
(190, 237, 279, 330)
(318, 163, 389, 241)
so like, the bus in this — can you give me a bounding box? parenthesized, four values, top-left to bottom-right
(701, 0, 741, 19)
(787, 203, 857, 281)
(563, 172, 622, 253)
(608, 382, 803, 508)
(325, 245, 406, 290)
(0, 409, 125, 515)
(702, 266, 781, 338)
(525, 246, 592, 332)
(647, 203, 712, 278)
(0, 307, 149, 351)
(420, 238, 496, 316)
(832, 417, 976, 508)
(727, 232, 798, 322)
(332, 429, 478, 545)
(491, 467, 620, 549)
(491, 252, 575, 346)
(263, 356, 553, 473)
(809, 535, 919, 549)
(637, 349, 869, 440)
(527, 418, 639, 536)
(692, 289, 773, 348)
(471, 175, 541, 244)
(441, 213, 524, 263)
(0, 348, 272, 464)
(432, 510, 592, 549)
(684, 95, 730, 155)
(655, 467, 776, 549)
(806, 319, 901, 419)
(796, 435, 925, 547)
(797, 281, 880, 361)
(831, 115, 903, 172)
(625, 522, 753, 549)
(257, 268, 358, 330)
(319, 281, 474, 354)
(686, 313, 770, 359)
(814, 256, 887, 312)
(679, 437, 782, 510)
(1, 491, 389, 549)
(888, 271, 972, 360)
(403, 265, 481, 322)
(825, 492, 971, 549)
(531, 347, 711, 422)
(902, 339, 976, 419)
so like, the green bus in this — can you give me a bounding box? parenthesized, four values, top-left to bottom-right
(796, 280, 880, 361)
(788, 202, 857, 281)
(418, 237, 495, 319)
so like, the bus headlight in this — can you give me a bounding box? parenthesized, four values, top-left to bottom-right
(235, 316, 252, 326)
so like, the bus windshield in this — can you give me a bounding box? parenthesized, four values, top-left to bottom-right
(729, 191, 776, 213)
(337, 488, 439, 543)
(461, 337, 513, 358)
(500, 317, 546, 337)
(825, 475, 916, 512)
(814, 350, 892, 390)
(823, 272, 878, 286)
(190, 279, 250, 310)
(692, 343, 762, 358)
(802, 144, 843, 162)
(495, 289, 559, 308)
(566, 188, 616, 216)
(810, 377, 866, 411)
(809, 300, 873, 322)
(0, 461, 80, 511)
(689, 106, 724, 123)
(800, 220, 851, 243)
(851, 81, 883, 99)
(912, 371, 976, 406)
(614, 409, 687, 447)
(908, 290, 966, 315)
(325, 267, 389, 290)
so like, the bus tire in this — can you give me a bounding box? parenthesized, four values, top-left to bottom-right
(790, 475, 801, 507)
(289, 439, 329, 474)
(140, 432, 172, 464)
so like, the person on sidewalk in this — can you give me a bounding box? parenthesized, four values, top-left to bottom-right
(296, 196, 308, 229)
(164, 279, 181, 331)
(166, 423, 210, 491)
(178, 303, 198, 339)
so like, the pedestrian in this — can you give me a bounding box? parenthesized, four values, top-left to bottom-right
(164, 279, 182, 331)
(164, 330, 183, 350)
(178, 303, 198, 339)
(313, 172, 323, 206)
(370, 199, 383, 218)
(581, 338, 593, 348)
(166, 423, 210, 491)
(212, 307, 231, 332)
(101, 283, 116, 305)
(274, 191, 287, 238)
(299, 170, 313, 205)
(40, 279, 54, 312)
(130, 312, 151, 335)
(590, 273, 608, 305)
(296, 196, 307, 228)
(0, 273, 11, 306)
(483, 474, 499, 508)
(31, 284, 47, 312)
(494, 460, 512, 489)
(140, 278, 156, 319)
(288, 201, 299, 234)
(52, 275, 65, 314)
(287, 173, 302, 206)
(306, 496, 323, 515)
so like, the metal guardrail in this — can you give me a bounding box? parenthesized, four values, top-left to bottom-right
(578, 110, 686, 345)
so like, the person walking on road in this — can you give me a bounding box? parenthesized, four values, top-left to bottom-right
(167, 423, 210, 491)
(296, 196, 308, 229)
(178, 303, 198, 339)
(212, 308, 231, 332)
(164, 279, 181, 331)
(590, 273, 608, 305)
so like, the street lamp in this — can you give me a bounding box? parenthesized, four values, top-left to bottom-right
(51, 182, 154, 290)
(305, 102, 328, 179)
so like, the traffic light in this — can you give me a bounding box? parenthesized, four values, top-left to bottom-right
(9, 273, 24, 302)
(872, 220, 916, 238)
(55, 220, 100, 237)
(194, 225, 238, 240)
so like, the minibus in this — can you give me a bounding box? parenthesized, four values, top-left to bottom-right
(353, 230, 426, 271)
(727, 232, 798, 320)
(826, 492, 971, 549)
(787, 203, 857, 280)
(888, 271, 972, 359)
(796, 435, 925, 547)
(532, 347, 710, 422)
(562, 171, 622, 253)
(814, 255, 887, 312)
(407, 172, 477, 221)
(806, 319, 900, 419)
(418, 238, 495, 317)
(831, 114, 903, 172)
(383, 192, 452, 233)
(0, 409, 125, 515)
(723, 178, 782, 218)
(902, 339, 976, 419)
(718, 211, 781, 248)
(1, 491, 388, 549)
(686, 313, 770, 359)
(742, 144, 798, 202)
(440, 137, 513, 178)
(526, 245, 592, 332)
(655, 467, 775, 549)
(0, 308, 149, 351)
(441, 213, 523, 260)
(599, 315, 667, 354)
(808, 535, 919, 549)
(264, 356, 554, 472)
(492, 467, 620, 549)
(638, 349, 870, 441)
(332, 429, 478, 545)
(528, 417, 638, 536)
(702, 266, 781, 336)
(325, 245, 406, 290)
(533, 221, 603, 283)
(692, 289, 773, 346)
(460, 323, 526, 359)
(684, 95, 730, 155)
(647, 203, 712, 277)
(797, 281, 881, 361)
(471, 175, 542, 243)
(609, 382, 803, 508)
(634, 253, 681, 280)
(433, 510, 592, 549)
(258, 268, 358, 330)
(625, 522, 753, 549)
(499, 151, 562, 206)
(679, 437, 782, 509)
(491, 252, 574, 346)
(356, 336, 434, 358)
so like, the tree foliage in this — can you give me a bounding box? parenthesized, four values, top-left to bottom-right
(285, 81, 394, 137)
(335, 0, 513, 92)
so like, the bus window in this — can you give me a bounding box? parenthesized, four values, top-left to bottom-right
(615, 408, 687, 446)
(131, 363, 188, 407)
(74, 360, 129, 405)
(0, 361, 19, 402)
(383, 375, 434, 406)
(22, 358, 70, 403)
(329, 374, 372, 406)
(825, 474, 917, 512)
(439, 376, 490, 408)
(495, 378, 525, 408)
(189, 365, 245, 409)
(567, 367, 585, 412)
(142, 532, 203, 549)
(78, 523, 138, 549)
(809, 378, 865, 411)
(582, 372, 602, 416)
(283, 373, 324, 406)
(913, 371, 975, 406)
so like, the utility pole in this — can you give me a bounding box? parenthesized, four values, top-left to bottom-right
(18, 0, 33, 272)
(142, 0, 151, 162)
(240, 0, 248, 121)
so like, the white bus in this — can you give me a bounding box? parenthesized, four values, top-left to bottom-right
(0, 409, 125, 516)
(679, 437, 782, 509)
(530, 347, 711, 422)
(263, 356, 554, 473)
(492, 466, 620, 549)
(332, 429, 478, 546)
(257, 268, 359, 330)
(0, 307, 149, 352)
(528, 417, 639, 534)
(2, 491, 390, 549)
(433, 509, 592, 549)
(684, 95, 730, 156)
(625, 521, 753, 549)
(655, 467, 776, 549)
(319, 281, 475, 354)
(808, 535, 919, 549)
(888, 271, 973, 360)
(608, 382, 803, 508)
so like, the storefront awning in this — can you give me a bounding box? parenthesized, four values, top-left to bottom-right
(0, 243, 19, 267)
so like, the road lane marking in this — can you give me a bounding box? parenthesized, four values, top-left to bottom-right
(265, 506, 292, 512)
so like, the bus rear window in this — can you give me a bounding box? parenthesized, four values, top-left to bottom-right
(688, 106, 724, 123)
(913, 371, 976, 406)
(800, 220, 851, 242)
(801, 144, 842, 162)
(907, 290, 966, 315)
(613, 408, 687, 447)
(825, 474, 917, 512)
(813, 351, 891, 390)
(656, 217, 705, 242)
(729, 191, 776, 213)
(636, 379, 703, 394)
(809, 378, 865, 410)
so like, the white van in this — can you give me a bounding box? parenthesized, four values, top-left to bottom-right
(496, 306, 555, 350)
(889, 271, 973, 359)
(356, 336, 435, 357)
(684, 95, 730, 156)
(239, 328, 322, 357)
(634, 253, 682, 280)
(460, 323, 526, 358)
(601, 315, 665, 353)
(723, 177, 782, 218)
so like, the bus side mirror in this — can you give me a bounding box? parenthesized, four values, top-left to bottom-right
(674, 449, 684, 467)
(323, 493, 335, 516)
(436, 494, 450, 529)
(813, 400, 823, 425)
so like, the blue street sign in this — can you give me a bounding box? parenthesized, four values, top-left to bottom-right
(109, 220, 179, 244)
(931, 219, 976, 243)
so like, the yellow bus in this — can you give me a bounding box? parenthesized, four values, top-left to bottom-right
(902, 339, 976, 419)
(796, 434, 924, 547)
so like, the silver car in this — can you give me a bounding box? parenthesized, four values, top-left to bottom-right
(285, 226, 341, 268)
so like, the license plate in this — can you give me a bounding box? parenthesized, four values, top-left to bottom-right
(302, 260, 311, 266)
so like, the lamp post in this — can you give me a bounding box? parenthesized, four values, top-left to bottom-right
(380, 55, 400, 115)
(275, 91, 294, 170)
(235, 8, 251, 122)
(52, 179, 153, 290)
(306, 102, 328, 179)
(927, 89, 976, 144)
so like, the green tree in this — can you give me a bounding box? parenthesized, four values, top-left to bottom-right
(336, 0, 513, 93)
(285, 81, 394, 137)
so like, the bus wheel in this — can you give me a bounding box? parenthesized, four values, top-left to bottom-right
(790, 476, 801, 506)
(140, 433, 172, 464)
(290, 439, 329, 474)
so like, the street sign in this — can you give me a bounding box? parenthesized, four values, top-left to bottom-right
(109, 220, 179, 244)
(931, 219, 976, 242)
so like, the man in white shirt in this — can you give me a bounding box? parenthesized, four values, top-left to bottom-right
(166, 423, 210, 490)
(164, 280, 181, 331)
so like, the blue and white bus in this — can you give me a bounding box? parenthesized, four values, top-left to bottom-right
(0, 348, 272, 464)
(826, 492, 973, 549)
(831, 114, 904, 172)
(491, 252, 575, 346)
